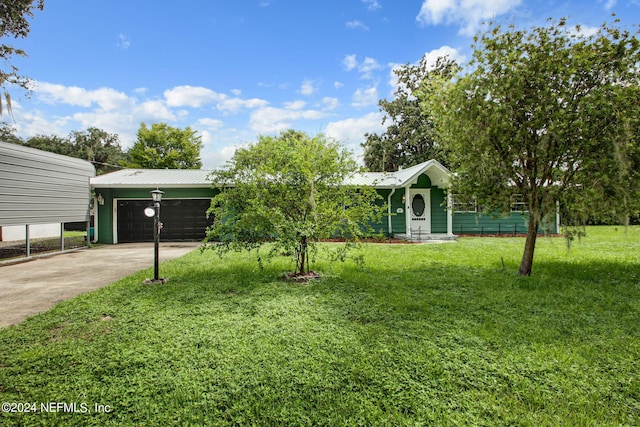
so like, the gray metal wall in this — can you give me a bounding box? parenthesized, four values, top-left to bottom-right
(0, 141, 95, 225)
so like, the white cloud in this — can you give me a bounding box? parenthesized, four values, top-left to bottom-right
(603, 0, 617, 9)
(416, 0, 522, 35)
(362, 0, 381, 11)
(202, 142, 251, 169)
(10, 102, 70, 138)
(325, 112, 386, 160)
(164, 85, 225, 108)
(217, 97, 269, 113)
(352, 86, 378, 108)
(34, 82, 131, 110)
(284, 100, 306, 110)
(196, 117, 224, 131)
(249, 105, 330, 133)
(343, 55, 382, 80)
(359, 57, 381, 79)
(117, 33, 131, 49)
(322, 97, 339, 110)
(334, 81, 344, 89)
(346, 20, 369, 31)
(299, 79, 318, 96)
(343, 54, 358, 71)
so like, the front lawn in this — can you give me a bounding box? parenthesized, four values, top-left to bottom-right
(0, 226, 638, 426)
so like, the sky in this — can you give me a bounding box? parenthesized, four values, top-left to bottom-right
(5, 0, 640, 169)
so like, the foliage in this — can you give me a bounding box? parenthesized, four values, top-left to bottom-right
(126, 122, 202, 169)
(7, 126, 128, 175)
(0, 0, 44, 116)
(204, 130, 384, 276)
(68, 127, 128, 174)
(0, 122, 22, 144)
(1, 227, 639, 426)
(423, 17, 640, 275)
(362, 56, 456, 172)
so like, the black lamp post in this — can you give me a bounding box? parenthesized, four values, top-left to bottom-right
(150, 189, 164, 282)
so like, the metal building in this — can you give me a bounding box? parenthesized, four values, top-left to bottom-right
(0, 141, 95, 251)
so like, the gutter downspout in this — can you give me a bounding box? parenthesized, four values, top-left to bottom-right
(387, 187, 396, 237)
(92, 195, 99, 244)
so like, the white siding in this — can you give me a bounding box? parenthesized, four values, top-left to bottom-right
(0, 141, 95, 226)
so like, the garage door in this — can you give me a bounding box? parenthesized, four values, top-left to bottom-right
(117, 199, 213, 243)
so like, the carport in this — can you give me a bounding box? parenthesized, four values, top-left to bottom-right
(0, 141, 95, 257)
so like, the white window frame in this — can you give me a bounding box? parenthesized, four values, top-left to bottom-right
(451, 194, 478, 213)
(510, 194, 528, 213)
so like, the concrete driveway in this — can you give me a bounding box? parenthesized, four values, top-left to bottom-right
(0, 242, 200, 328)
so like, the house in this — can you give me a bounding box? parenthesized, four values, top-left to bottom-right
(349, 159, 559, 239)
(90, 169, 215, 244)
(0, 141, 95, 252)
(90, 160, 559, 244)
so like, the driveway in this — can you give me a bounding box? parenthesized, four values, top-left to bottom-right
(0, 242, 200, 328)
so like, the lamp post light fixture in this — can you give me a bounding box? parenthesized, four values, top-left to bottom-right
(143, 189, 165, 284)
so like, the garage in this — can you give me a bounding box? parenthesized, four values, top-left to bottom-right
(116, 199, 212, 243)
(91, 169, 218, 244)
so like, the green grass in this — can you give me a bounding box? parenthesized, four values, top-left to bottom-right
(1, 226, 639, 426)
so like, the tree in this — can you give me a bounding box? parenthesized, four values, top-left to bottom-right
(19, 127, 128, 174)
(126, 122, 203, 169)
(24, 134, 70, 155)
(204, 130, 384, 278)
(0, 0, 44, 116)
(423, 17, 640, 276)
(0, 121, 24, 144)
(362, 56, 456, 171)
(69, 127, 128, 174)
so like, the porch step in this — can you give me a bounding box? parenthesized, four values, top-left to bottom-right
(395, 233, 457, 243)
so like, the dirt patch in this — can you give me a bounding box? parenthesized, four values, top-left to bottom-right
(0, 236, 88, 261)
(284, 271, 322, 283)
(321, 238, 417, 244)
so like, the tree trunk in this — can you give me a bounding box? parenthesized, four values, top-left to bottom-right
(518, 215, 539, 276)
(297, 236, 308, 276)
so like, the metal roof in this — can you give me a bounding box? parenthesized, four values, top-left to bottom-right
(344, 160, 451, 189)
(90, 169, 213, 188)
(91, 160, 451, 189)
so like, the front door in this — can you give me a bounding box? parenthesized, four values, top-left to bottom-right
(410, 189, 431, 238)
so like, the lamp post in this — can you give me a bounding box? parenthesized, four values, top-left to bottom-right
(144, 189, 164, 283)
(150, 189, 164, 281)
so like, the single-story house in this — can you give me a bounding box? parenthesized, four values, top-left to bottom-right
(90, 160, 559, 244)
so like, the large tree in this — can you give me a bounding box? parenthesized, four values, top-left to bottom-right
(0, 0, 44, 115)
(424, 17, 640, 276)
(362, 56, 456, 171)
(19, 128, 128, 174)
(126, 122, 203, 169)
(204, 130, 384, 278)
(68, 127, 128, 174)
(24, 134, 70, 155)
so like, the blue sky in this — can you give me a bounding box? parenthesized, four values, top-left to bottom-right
(6, 0, 640, 168)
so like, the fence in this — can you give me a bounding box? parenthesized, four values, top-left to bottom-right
(456, 223, 527, 235)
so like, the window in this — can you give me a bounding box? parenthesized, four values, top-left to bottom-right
(510, 194, 528, 212)
(451, 195, 478, 213)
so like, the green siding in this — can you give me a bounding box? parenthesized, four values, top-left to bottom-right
(371, 188, 406, 237)
(452, 211, 557, 235)
(390, 189, 406, 236)
(430, 187, 447, 233)
(411, 174, 432, 188)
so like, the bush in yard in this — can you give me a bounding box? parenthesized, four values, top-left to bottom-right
(203, 130, 384, 278)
